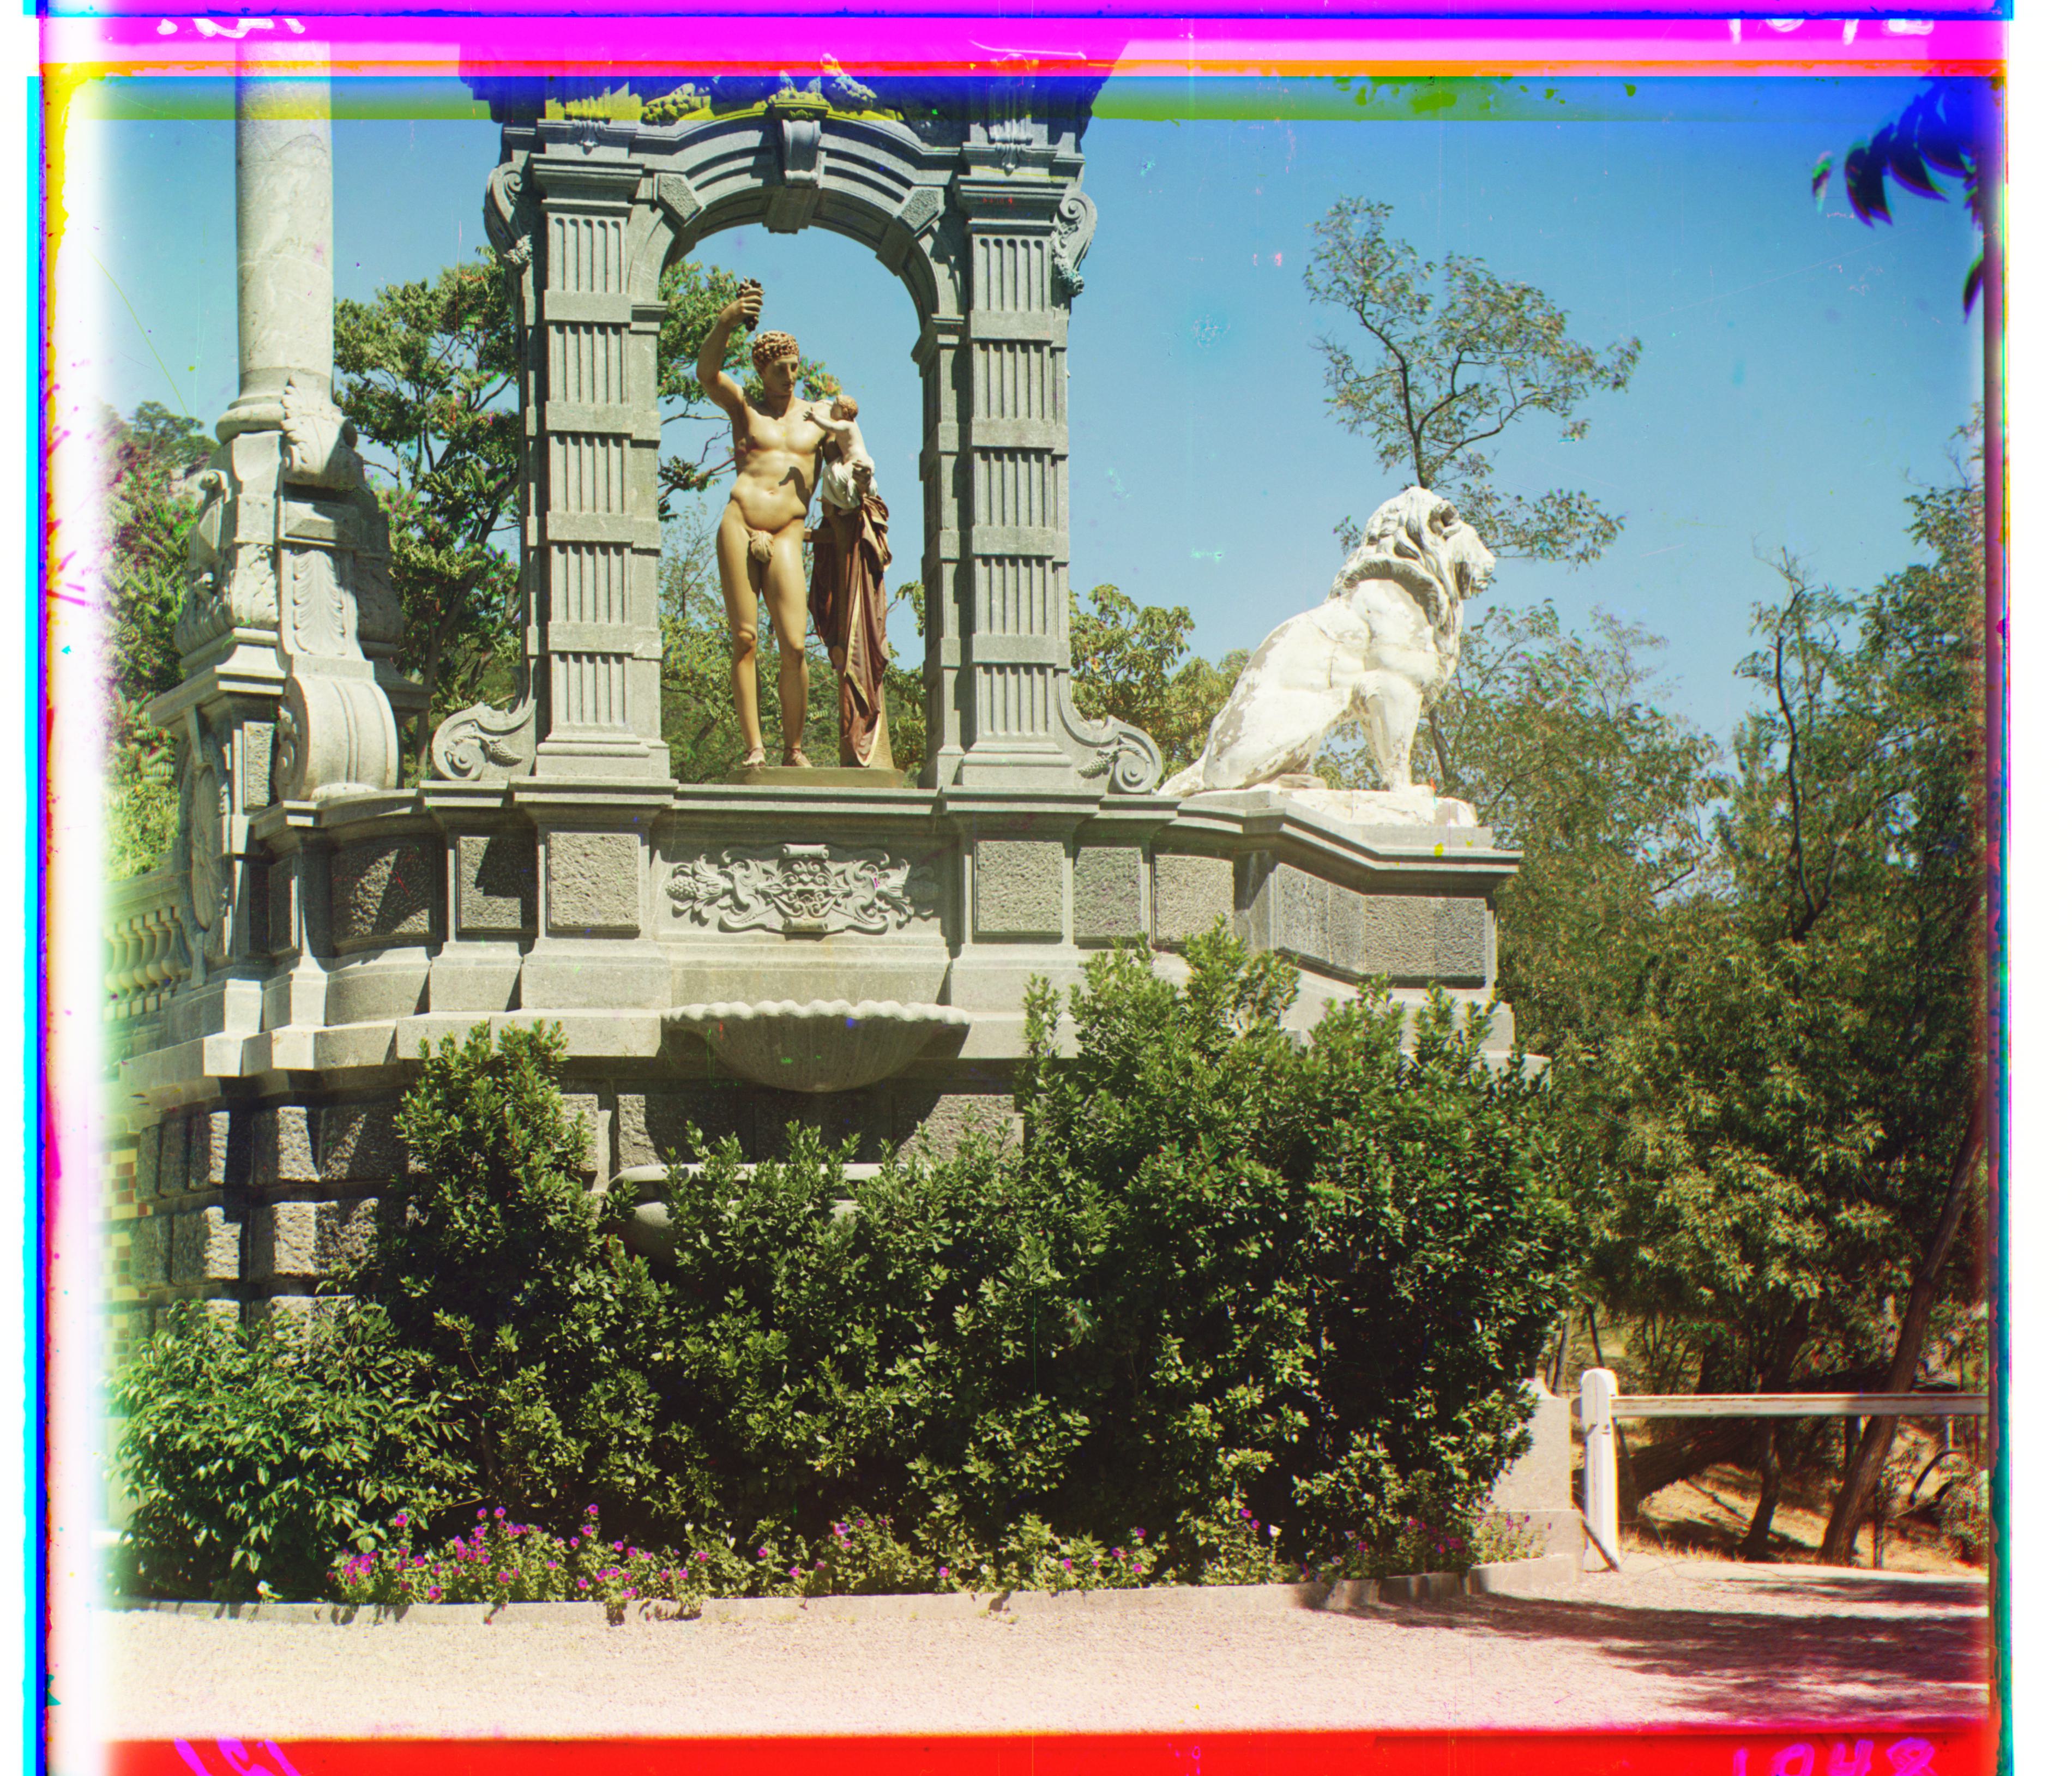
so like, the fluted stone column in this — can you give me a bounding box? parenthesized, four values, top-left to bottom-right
(149, 72, 416, 1038)
(221, 82, 335, 439)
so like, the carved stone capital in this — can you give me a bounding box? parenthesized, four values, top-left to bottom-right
(280, 377, 364, 490)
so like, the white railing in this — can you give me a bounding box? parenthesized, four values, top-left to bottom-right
(1575, 1366, 1987, 1570)
(104, 868, 188, 1026)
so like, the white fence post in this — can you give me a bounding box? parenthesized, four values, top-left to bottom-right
(1580, 1366, 1621, 1570)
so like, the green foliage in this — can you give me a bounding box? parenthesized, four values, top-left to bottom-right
(1585, 445, 1986, 1399)
(1306, 196, 1640, 564)
(111, 1304, 465, 1601)
(612, 929, 1574, 1569)
(1393, 603, 1726, 1057)
(334, 254, 821, 764)
(334, 254, 523, 744)
(1068, 583, 1246, 775)
(99, 401, 207, 876)
(364, 1021, 679, 1525)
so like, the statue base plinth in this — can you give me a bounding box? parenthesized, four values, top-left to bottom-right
(1281, 784, 1479, 828)
(726, 766, 908, 788)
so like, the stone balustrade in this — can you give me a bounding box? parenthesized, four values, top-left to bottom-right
(104, 869, 189, 1029)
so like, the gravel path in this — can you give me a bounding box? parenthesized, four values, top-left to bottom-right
(92, 1557, 1989, 1741)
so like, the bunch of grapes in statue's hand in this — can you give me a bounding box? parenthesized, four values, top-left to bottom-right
(736, 278, 763, 332)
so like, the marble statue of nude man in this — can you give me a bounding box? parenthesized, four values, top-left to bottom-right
(697, 279, 829, 768)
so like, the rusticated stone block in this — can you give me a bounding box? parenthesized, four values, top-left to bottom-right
(321, 1100, 404, 1182)
(1435, 899, 1490, 984)
(248, 1295, 348, 1340)
(901, 1091, 1019, 1157)
(168, 1206, 243, 1284)
(155, 1117, 188, 1199)
(1362, 894, 1440, 980)
(456, 833, 536, 935)
(268, 856, 294, 952)
(561, 1092, 605, 1177)
(1073, 846, 1145, 942)
(252, 1105, 321, 1184)
(129, 1213, 169, 1288)
(133, 1123, 162, 1201)
(250, 1197, 381, 1281)
(1359, 894, 1486, 984)
(1153, 853, 1234, 946)
(546, 831, 642, 935)
(1273, 865, 1329, 961)
(185, 1108, 245, 1192)
(617, 1088, 750, 1167)
(332, 839, 437, 946)
(974, 840, 1063, 940)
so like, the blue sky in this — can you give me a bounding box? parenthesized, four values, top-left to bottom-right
(67, 75, 1983, 743)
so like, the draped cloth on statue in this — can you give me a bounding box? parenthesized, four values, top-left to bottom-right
(808, 487, 895, 769)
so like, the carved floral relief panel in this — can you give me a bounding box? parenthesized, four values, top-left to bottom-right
(664, 842, 942, 937)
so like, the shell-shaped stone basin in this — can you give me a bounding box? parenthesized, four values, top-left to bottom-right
(662, 999, 971, 1094)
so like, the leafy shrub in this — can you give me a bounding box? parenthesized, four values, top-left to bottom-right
(607, 928, 1575, 1570)
(111, 1304, 464, 1601)
(363, 1020, 681, 1532)
(330, 1502, 1292, 1610)
(185, 926, 1572, 1599)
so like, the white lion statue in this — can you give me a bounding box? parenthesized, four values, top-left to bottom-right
(1161, 487, 1495, 798)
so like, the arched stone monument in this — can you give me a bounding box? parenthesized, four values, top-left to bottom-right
(104, 74, 1523, 1341)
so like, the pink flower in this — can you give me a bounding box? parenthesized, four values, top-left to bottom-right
(696, 1551, 709, 1563)
(586, 1504, 600, 1516)
(937, 1567, 950, 1579)
(426, 1588, 442, 1602)
(478, 1510, 489, 1521)
(1062, 1559, 1072, 1570)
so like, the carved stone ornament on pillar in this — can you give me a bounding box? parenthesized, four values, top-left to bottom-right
(270, 378, 404, 800)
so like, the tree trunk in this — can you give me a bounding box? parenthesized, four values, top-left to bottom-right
(1739, 1422, 1784, 1561)
(1426, 710, 1453, 796)
(1818, 1098, 1985, 1564)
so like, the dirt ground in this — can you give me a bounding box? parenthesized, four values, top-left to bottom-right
(90, 1555, 1989, 1741)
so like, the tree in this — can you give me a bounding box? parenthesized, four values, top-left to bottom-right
(1414, 604, 1725, 1060)
(101, 401, 210, 876)
(1067, 583, 1246, 777)
(1814, 77, 1994, 312)
(334, 252, 826, 765)
(1306, 197, 1640, 566)
(1584, 450, 1986, 1560)
(333, 254, 523, 751)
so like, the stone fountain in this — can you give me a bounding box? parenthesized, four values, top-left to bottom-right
(102, 73, 1522, 1335)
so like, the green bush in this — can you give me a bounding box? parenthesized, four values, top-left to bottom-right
(111, 1304, 465, 1601)
(609, 928, 1576, 1570)
(363, 1019, 682, 1530)
(122, 929, 1575, 1600)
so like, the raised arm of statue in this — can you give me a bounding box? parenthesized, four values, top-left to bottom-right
(697, 279, 762, 419)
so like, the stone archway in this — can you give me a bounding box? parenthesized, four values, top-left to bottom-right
(438, 76, 1160, 794)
